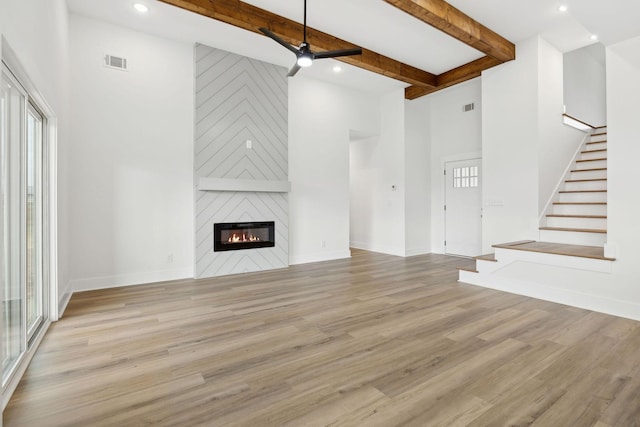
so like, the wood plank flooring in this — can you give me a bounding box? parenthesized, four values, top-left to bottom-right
(492, 241, 616, 261)
(4, 249, 640, 426)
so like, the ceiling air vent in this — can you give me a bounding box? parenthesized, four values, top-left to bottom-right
(463, 103, 475, 112)
(104, 54, 128, 71)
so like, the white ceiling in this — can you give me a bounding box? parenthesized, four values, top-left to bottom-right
(65, 0, 640, 95)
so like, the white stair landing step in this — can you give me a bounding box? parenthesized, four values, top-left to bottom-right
(456, 241, 633, 320)
(491, 240, 613, 260)
(459, 240, 615, 284)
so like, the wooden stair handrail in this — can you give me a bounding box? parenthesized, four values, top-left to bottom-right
(562, 113, 599, 130)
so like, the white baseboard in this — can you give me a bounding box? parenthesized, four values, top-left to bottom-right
(349, 241, 406, 257)
(405, 247, 431, 257)
(57, 288, 72, 319)
(69, 267, 193, 292)
(289, 250, 351, 265)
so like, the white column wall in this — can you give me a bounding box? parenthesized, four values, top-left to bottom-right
(289, 76, 380, 264)
(404, 96, 431, 256)
(481, 38, 540, 253)
(604, 36, 640, 311)
(68, 15, 194, 291)
(370, 90, 407, 256)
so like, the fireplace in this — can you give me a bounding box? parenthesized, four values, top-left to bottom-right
(213, 221, 275, 252)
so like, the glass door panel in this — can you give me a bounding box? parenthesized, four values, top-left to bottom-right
(1, 69, 26, 385)
(26, 104, 44, 340)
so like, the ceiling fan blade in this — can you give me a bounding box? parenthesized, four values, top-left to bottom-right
(287, 63, 302, 77)
(313, 48, 363, 60)
(259, 27, 300, 56)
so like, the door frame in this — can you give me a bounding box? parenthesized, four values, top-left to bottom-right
(443, 156, 482, 257)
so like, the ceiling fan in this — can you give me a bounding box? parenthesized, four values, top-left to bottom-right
(259, 0, 363, 77)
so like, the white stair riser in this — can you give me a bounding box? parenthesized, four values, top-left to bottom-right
(585, 142, 607, 151)
(576, 159, 607, 169)
(552, 204, 607, 216)
(539, 229, 606, 246)
(564, 180, 607, 191)
(493, 248, 612, 273)
(570, 170, 607, 180)
(546, 217, 607, 229)
(558, 192, 607, 203)
(475, 260, 502, 275)
(580, 150, 607, 160)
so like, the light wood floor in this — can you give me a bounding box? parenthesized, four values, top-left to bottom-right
(4, 250, 640, 426)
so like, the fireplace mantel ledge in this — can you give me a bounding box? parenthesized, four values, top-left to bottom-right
(198, 177, 291, 193)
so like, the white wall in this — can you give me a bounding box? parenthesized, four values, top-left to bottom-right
(604, 35, 640, 316)
(0, 0, 70, 308)
(349, 90, 407, 256)
(538, 38, 585, 213)
(428, 79, 482, 254)
(482, 38, 539, 253)
(564, 43, 607, 127)
(289, 76, 379, 264)
(404, 96, 430, 256)
(350, 136, 378, 252)
(68, 15, 194, 291)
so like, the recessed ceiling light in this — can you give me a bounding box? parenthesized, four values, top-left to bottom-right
(590, 34, 599, 41)
(557, 5, 568, 12)
(332, 65, 342, 73)
(133, 3, 149, 13)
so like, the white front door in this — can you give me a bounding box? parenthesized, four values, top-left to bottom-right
(445, 158, 482, 257)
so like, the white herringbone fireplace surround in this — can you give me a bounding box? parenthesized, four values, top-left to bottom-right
(194, 44, 289, 278)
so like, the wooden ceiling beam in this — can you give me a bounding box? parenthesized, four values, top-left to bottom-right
(157, 0, 438, 89)
(382, 0, 515, 63)
(405, 55, 503, 100)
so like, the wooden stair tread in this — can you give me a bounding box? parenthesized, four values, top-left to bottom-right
(565, 178, 606, 183)
(553, 202, 606, 205)
(571, 167, 607, 172)
(581, 149, 606, 154)
(474, 253, 497, 262)
(492, 241, 615, 261)
(586, 141, 607, 145)
(558, 190, 606, 193)
(457, 267, 478, 273)
(591, 132, 607, 136)
(546, 214, 607, 219)
(576, 158, 607, 162)
(539, 227, 606, 234)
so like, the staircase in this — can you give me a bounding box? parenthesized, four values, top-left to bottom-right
(539, 127, 607, 246)
(457, 126, 624, 318)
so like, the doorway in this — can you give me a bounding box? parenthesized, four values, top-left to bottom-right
(445, 158, 482, 257)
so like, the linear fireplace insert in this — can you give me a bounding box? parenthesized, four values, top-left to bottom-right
(213, 221, 275, 252)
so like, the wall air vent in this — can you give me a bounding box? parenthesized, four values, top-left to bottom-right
(104, 54, 128, 71)
(463, 103, 475, 112)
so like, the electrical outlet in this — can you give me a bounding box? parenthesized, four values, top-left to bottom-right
(167, 254, 174, 263)
(322, 240, 326, 248)
(246, 139, 252, 149)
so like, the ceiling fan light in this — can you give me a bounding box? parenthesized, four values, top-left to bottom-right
(297, 53, 313, 67)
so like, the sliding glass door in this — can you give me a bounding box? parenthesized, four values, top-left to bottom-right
(1, 64, 49, 387)
(1, 68, 26, 381)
